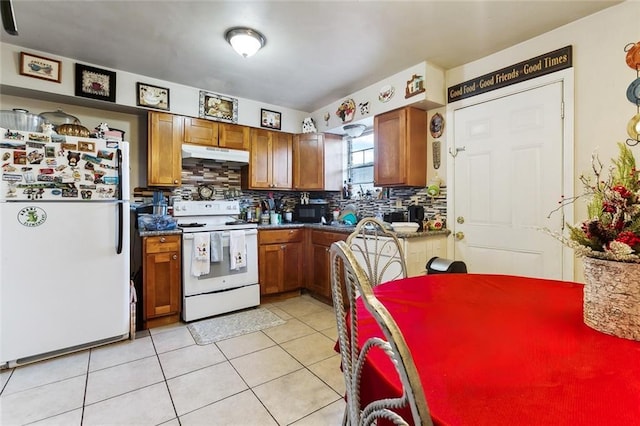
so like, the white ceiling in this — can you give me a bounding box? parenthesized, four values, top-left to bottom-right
(4, 1, 621, 113)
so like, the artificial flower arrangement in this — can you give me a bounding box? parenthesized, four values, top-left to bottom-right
(548, 142, 640, 263)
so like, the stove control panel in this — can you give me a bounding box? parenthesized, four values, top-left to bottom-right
(173, 200, 241, 217)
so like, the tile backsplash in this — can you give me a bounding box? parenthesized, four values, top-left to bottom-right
(172, 159, 446, 221)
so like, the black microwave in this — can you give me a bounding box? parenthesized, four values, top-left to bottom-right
(295, 203, 328, 223)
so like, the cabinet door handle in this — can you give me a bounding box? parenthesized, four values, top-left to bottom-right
(172, 254, 178, 260)
(173, 179, 179, 184)
(281, 245, 285, 250)
(160, 237, 166, 243)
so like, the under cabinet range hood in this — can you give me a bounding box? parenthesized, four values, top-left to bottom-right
(181, 144, 249, 164)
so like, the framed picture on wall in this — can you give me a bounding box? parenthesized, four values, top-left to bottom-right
(199, 91, 238, 123)
(136, 82, 170, 110)
(75, 64, 117, 102)
(260, 108, 281, 130)
(20, 52, 62, 83)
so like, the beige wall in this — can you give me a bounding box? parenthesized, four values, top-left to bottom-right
(446, 1, 640, 280)
(0, 42, 309, 133)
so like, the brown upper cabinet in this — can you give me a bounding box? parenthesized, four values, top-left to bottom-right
(148, 112, 183, 187)
(184, 117, 249, 150)
(293, 133, 343, 191)
(242, 128, 292, 190)
(374, 106, 427, 187)
(219, 123, 251, 150)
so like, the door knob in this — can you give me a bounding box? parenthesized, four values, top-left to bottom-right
(455, 232, 465, 240)
(172, 254, 178, 260)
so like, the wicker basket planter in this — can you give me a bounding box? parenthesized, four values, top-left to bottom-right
(582, 256, 640, 341)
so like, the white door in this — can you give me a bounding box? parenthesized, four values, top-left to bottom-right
(452, 82, 565, 279)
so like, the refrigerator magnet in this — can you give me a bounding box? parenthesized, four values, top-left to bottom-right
(13, 151, 27, 164)
(17, 206, 47, 227)
(67, 152, 80, 166)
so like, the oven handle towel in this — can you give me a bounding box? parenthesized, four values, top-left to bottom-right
(210, 232, 224, 262)
(229, 230, 247, 270)
(191, 232, 211, 277)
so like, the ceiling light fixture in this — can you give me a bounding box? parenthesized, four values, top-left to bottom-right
(224, 27, 266, 58)
(343, 124, 366, 138)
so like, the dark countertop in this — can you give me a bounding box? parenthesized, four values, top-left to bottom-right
(395, 229, 450, 239)
(257, 222, 450, 238)
(139, 229, 183, 237)
(138, 223, 450, 238)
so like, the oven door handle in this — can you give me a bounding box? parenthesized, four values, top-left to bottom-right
(183, 233, 228, 241)
(183, 229, 257, 240)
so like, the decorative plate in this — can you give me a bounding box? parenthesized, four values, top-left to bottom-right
(378, 85, 395, 103)
(430, 113, 444, 138)
(625, 41, 640, 70)
(626, 78, 640, 105)
(336, 99, 356, 124)
(197, 184, 214, 200)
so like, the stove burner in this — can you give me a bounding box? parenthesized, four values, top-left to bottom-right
(178, 223, 206, 228)
(225, 220, 247, 226)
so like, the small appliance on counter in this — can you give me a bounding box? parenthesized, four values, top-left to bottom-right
(408, 205, 425, 231)
(383, 211, 406, 223)
(295, 201, 328, 223)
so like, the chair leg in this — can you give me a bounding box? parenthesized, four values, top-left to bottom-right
(342, 404, 349, 426)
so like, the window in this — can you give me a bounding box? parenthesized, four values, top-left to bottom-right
(347, 131, 376, 198)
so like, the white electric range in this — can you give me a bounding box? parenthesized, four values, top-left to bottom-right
(173, 200, 259, 321)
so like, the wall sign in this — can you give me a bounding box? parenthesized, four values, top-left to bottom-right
(447, 46, 572, 103)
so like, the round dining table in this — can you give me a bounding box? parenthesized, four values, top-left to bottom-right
(351, 274, 640, 425)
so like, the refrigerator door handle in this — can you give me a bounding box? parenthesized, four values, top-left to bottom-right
(116, 148, 123, 255)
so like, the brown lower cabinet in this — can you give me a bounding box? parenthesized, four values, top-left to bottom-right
(142, 235, 181, 328)
(258, 228, 348, 303)
(258, 228, 305, 296)
(307, 230, 348, 302)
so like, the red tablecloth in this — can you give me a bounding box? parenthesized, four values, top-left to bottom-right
(351, 274, 640, 425)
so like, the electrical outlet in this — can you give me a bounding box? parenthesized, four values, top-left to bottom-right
(395, 199, 403, 208)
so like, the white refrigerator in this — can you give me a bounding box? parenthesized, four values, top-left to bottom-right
(0, 127, 130, 367)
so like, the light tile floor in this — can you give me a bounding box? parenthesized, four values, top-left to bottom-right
(0, 294, 345, 426)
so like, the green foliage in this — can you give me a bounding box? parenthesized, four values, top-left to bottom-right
(612, 143, 638, 189)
